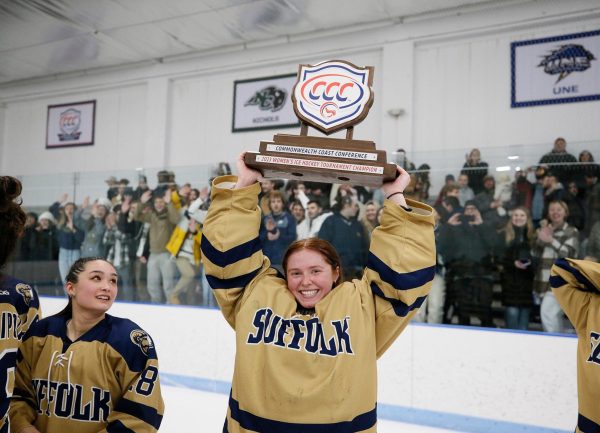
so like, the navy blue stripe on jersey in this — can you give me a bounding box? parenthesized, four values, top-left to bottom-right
(578, 412, 600, 433)
(114, 398, 162, 430)
(201, 235, 261, 268)
(367, 252, 434, 291)
(553, 259, 598, 293)
(106, 419, 136, 433)
(206, 268, 260, 290)
(228, 394, 376, 433)
(371, 282, 427, 317)
(23, 315, 155, 373)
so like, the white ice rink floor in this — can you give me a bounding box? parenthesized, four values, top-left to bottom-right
(161, 385, 462, 433)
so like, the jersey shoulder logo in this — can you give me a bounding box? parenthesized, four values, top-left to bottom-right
(16, 283, 33, 306)
(130, 329, 154, 356)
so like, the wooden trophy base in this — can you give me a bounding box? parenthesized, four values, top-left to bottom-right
(244, 133, 397, 187)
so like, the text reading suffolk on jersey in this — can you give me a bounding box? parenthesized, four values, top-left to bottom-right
(246, 308, 354, 356)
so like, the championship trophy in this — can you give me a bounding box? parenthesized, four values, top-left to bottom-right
(244, 60, 397, 187)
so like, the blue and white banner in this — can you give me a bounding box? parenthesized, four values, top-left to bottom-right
(511, 29, 600, 107)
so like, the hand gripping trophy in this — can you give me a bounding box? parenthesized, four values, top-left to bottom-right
(244, 60, 398, 187)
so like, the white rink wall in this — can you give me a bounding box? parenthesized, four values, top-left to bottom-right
(40, 297, 577, 433)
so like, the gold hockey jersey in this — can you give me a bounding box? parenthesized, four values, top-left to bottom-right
(551, 259, 600, 433)
(201, 176, 436, 433)
(10, 313, 164, 433)
(0, 275, 39, 433)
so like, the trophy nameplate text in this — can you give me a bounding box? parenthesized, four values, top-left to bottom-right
(244, 60, 397, 187)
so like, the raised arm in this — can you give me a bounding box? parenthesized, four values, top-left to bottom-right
(364, 166, 436, 357)
(200, 153, 268, 327)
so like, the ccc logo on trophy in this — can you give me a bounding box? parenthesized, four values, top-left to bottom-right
(293, 60, 374, 134)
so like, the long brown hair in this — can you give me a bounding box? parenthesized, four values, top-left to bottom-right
(502, 206, 535, 245)
(282, 238, 343, 285)
(0, 176, 27, 268)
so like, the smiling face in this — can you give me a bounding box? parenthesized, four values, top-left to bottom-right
(285, 249, 340, 309)
(511, 208, 528, 227)
(548, 202, 567, 225)
(66, 260, 118, 317)
(365, 203, 378, 223)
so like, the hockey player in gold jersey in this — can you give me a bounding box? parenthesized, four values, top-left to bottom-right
(0, 176, 41, 433)
(201, 154, 436, 433)
(550, 258, 600, 433)
(10, 257, 164, 433)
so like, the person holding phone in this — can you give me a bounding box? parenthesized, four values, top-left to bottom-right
(439, 200, 497, 326)
(496, 207, 536, 330)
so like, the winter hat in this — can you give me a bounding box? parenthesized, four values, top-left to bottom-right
(38, 211, 55, 223)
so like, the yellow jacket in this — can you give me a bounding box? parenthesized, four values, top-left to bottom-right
(166, 225, 202, 265)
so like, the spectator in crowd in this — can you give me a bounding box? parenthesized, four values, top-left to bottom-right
(563, 181, 585, 231)
(538, 137, 578, 184)
(296, 199, 331, 240)
(474, 175, 505, 228)
(50, 195, 85, 283)
(461, 148, 489, 194)
(434, 191, 462, 224)
(110, 178, 133, 206)
(290, 200, 306, 226)
(105, 175, 118, 201)
(78, 197, 111, 258)
(585, 221, 600, 262)
(284, 180, 308, 206)
(258, 179, 278, 215)
(132, 174, 150, 201)
(508, 169, 534, 211)
(533, 200, 579, 333)
(153, 169, 172, 198)
(319, 195, 368, 281)
(134, 189, 180, 303)
(360, 200, 380, 241)
(304, 181, 331, 211)
(439, 200, 497, 326)
(434, 181, 460, 208)
(33, 211, 59, 261)
(17, 212, 38, 261)
(573, 150, 600, 193)
(542, 171, 565, 216)
(584, 171, 600, 237)
(414, 163, 432, 203)
(259, 191, 297, 272)
(496, 207, 536, 330)
(531, 166, 548, 228)
(128, 201, 151, 302)
(457, 173, 474, 207)
(167, 196, 205, 305)
(103, 203, 136, 301)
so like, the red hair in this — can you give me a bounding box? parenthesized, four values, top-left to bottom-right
(282, 238, 343, 285)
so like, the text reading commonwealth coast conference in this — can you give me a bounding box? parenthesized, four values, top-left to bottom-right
(271, 144, 373, 160)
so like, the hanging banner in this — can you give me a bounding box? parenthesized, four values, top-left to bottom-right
(46, 100, 96, 148)
(232, 73, 300, 132)
(511, 29, 600, 108)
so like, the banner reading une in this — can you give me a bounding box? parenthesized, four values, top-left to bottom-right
(511, 29, 600, 108)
